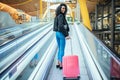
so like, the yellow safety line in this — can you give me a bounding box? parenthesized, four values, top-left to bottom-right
(78, 0, 92, 31)
(11, 0, 32, 6)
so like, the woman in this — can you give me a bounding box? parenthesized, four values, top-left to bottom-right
(53, 3, 70, 69)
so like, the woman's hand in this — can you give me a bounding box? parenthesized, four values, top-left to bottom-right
(66, 36, 71, 40)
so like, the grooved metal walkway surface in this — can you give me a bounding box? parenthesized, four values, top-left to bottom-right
(47, 26, 89, 80)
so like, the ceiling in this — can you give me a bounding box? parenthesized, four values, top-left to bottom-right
(0, 0, 106, 16)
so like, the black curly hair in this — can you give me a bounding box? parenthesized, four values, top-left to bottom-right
(55, 3, 68, 16)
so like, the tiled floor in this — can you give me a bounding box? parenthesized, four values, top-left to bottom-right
(47, 26, 89, 80)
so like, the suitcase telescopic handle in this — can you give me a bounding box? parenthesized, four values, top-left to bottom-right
(70, 38, 73, 55)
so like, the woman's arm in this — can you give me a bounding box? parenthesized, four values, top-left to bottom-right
(57, 14, 65, 31)
(57, 14, 69, 37)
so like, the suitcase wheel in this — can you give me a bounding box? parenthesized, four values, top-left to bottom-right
(63, 77, 66, 80)
(63, 76, 80, 80)
(77, 76, 80, 80)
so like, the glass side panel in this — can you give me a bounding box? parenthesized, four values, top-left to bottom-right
(0, 22, 46, 46)
(77, 22, 120, 79)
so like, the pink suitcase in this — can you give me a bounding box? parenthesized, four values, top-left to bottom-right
(63, 55, 80, 80)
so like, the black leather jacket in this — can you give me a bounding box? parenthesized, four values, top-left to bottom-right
(53, 14, 69, 37)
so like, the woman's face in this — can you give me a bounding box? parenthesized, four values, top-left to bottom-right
(61, 6, 65, 13)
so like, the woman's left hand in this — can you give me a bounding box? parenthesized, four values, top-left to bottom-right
(66, 36, 71, 40)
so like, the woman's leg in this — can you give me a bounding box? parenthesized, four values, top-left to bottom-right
(59, 33, 66, 64)
(56, 32, 61, 66)
(56, 32, 66, 68)
(56, 32, 60, 61)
